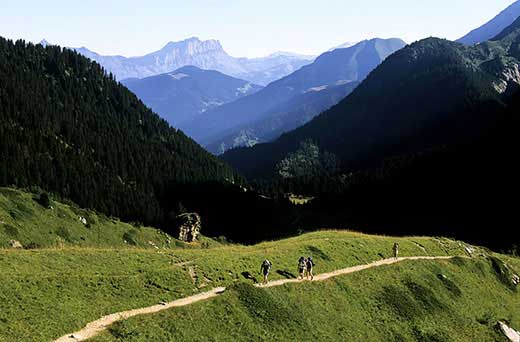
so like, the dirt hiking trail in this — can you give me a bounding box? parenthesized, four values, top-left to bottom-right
(55, 255, 457, 342)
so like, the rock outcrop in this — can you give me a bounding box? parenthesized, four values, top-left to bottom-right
(498, 321, 520, 342)
(493, 62, 520, 94)
(9, 240, 23, 248)
(175, 213, 201, 242)
(513, 273, 520, 287)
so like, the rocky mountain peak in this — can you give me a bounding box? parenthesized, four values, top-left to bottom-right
(161, 37, 224, 55)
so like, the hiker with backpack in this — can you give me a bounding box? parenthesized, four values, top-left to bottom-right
(306, 256, 314, 280)
(298, 256, 306, 280)
(260, 259, 272, 284)
(393, 242, 399, 259)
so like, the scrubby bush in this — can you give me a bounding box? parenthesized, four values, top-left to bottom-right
(24, 242, 40, 249)
(56, 227, 73, 243)
(3, 224, 19, 237)
(39, 193, 51, 209)
(123, 230, 138, 246)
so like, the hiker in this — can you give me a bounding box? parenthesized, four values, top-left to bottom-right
(260, 259, 272, 284)
(393, 242, 399, 259)
(306, 256, 314, 280)
(298, 256, 306, 280)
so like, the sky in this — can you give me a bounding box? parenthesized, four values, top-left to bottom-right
(0, 0, 517, 58)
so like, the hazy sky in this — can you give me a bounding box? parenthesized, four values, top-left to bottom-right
(1, 0, 517, 57)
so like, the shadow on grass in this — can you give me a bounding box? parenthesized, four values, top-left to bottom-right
(241, 271, 258, 284)
(306, 245, 331, 261)
(276, 270, 297, 279)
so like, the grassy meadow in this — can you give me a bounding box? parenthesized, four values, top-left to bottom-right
(0, 187, 179, 249)
(91, 256, 520, 342)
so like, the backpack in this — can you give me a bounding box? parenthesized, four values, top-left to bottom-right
(306, 258, 314, 268)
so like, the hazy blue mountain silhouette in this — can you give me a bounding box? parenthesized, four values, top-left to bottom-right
(457, 0, 520, 45)
(180, 38, 405, 147)
(205, 81, 359, 154)
(122, 66, 262, 126)
(74, 37, 314, 85)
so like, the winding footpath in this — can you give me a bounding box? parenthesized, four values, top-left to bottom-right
(55, 255, 456, 342)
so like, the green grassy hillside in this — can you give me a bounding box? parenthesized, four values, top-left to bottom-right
(0, 187, 180, 249)
(91, 255, 520, 342)
(1, 227, 518, 341)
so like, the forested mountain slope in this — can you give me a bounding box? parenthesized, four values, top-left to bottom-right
(223, 20, 520, 179)
(0, 37, 238, 228)
(266, 88, 520, 251)
(249, 56, 520, 252)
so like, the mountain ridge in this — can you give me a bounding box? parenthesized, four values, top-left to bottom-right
(205, 81, 360, 154)
(71, 37, 314, 85)
(180, 38, 406, 148)
(222, 32, 519, 178)
(122, 65, 263, 126)
(457, 0, 520, 45)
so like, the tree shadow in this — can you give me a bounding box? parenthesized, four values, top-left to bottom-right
(241, 271, 258, 284)
(276, 270, 297, 279)
(306, 246, 331, 261)
(33, 193, 51, 209)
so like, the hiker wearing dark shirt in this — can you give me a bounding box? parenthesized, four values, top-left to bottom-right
(260, 259, 272, 284)
(306, 256, 314, 280)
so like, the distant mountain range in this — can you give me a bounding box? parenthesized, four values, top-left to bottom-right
(122, 66, 262, 126)
(179, 38, 406, 151)
(223, 18, 520, 179)
(457, 0, 520, 45)
(205, 81, 360, 154)
(68, 37, 314, 85)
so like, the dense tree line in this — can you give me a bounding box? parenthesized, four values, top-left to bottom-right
(274, 140, 338, 179)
